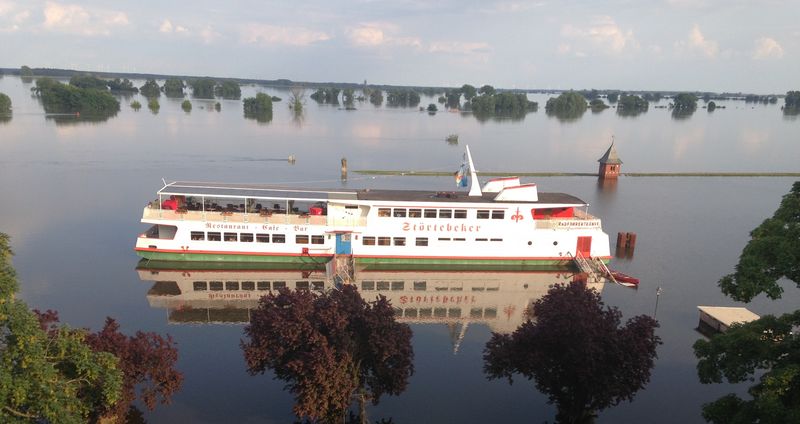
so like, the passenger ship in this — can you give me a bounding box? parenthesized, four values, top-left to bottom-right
(135, 147, 611, 268)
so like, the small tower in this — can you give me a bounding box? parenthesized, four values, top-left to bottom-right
(597, 140, 622, 180)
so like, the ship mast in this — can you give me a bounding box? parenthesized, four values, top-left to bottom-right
(466, 145, 482, 197)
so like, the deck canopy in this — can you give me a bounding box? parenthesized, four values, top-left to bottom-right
(159, 181, 357, 202)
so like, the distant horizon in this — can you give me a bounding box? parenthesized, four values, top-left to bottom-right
(0, 1, 797, 94)
(1, 66, 790, 96)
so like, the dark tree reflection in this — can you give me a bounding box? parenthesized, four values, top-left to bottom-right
(242, 285, 414, 423)
(484, 281, 661, 424)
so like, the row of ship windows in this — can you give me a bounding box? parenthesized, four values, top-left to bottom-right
(362, 236, 503, 246)
(192, 280, 500, 292)
(395, 307, 498, 319)
(190, 232, 325, 245)
(377, 208, 505, 220)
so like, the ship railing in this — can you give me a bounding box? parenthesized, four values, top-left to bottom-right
(535, 218, 602, 230)
(142, 207, 366, 227)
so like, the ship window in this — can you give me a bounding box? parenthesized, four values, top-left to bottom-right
(413, 281, 427, 291)
(224, 233, 238, 242)
(311, 235, 324, 245)
(207, 232, 222, 241)
(377, 281, 390, 290)
(272, 281, 286, 290)
(491, 238, 503, 242)
(408, 209, 422, 218)
(472, 286, 485, 291)
(485, 307, 497, 318)
(296, 235, 309, 244)
(405, 308, 418, 318)
(209, 281, 223, 291)
(424, 209, 437, 218)
(391, 281, 404, 290)
(311, 281, 325, 291)
(450, 285, 463, 292)
(241, 281, 255, 290)
(470, 308, 483, 318)
(296, 281, 309, 290)
(419, 308, 432, 318)
(378, 208, 391, 217)
(273, 234, 286, 243)
(362, 281, 375, 290)
(477, 210, 490, 219)
(435, 286, 448, 291)
(453, 237, 466, 241)
(363, 237, 376, 246)
(393, 237, 406, 246)
(434, 308, 447, 318)
(393, 307, 402, 316)
(193, 281, 207, 291)
(416, 237, 428, 246)
(226, 281, 239, 290)
(486, 286, 499, 291)
(492, 210, 505, 219)
(240, 233, 254, 242)
(439, 209, 452, 219)
(257, 281, 270, 291)
(256, 233, 270, 243)
(378, 237, 391, 246)
(476, 238, 488, 241)
(438, 237, 451, 242)
(190, 231, 205, 240)
(448, 308, 461, 317)
(454, 209, 467, 219)
(393, 208, 407, 218)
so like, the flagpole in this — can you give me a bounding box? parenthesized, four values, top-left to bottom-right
(465, 145, 482, 197)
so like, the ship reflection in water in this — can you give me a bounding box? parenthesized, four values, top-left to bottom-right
(138, 261, 603, 347)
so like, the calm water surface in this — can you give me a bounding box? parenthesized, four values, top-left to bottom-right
(1, 75, 799, 423)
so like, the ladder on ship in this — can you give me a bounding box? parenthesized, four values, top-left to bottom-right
(571, 251, 617, 284)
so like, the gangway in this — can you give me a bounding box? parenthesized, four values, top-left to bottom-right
(570, 251, 617, 284)
(327, 254, 355, 287)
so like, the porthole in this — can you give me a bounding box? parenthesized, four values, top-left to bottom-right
(527, 241, 532, 246)
(553, 241, 558, 246)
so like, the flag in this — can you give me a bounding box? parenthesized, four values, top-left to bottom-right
(455, 156, 469, 187)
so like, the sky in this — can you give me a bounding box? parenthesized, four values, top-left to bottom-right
(0, 0, 797, 93)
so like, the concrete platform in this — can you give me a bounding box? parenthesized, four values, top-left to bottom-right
(697, 306, 760, 334)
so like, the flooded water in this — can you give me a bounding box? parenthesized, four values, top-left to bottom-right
(1, 75, 799, 423)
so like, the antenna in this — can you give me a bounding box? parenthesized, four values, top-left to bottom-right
(466, 145, 482, 197)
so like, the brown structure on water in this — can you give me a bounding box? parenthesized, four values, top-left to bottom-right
(598, 141, 622, 180)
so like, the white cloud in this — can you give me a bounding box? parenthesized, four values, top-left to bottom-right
(42, 1, 128, 36)
(428, 41, 491, 55)
(0, 1, 30, 32)
(240, 23, 330, 47)
(345, 23, 421, 48)
(753, 37, 784, 59)
(675, 24, 718, 58)
(159, 19, 172, 33)
(199, 25, 219, 44)
(560, 16, 638, 56)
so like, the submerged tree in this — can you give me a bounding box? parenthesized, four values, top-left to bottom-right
(784, 90, 800, 115)
(139, 79, 161, 98)
(242, 285, 413, 423)
(162, 78, 185, 97)
(617, 95, 649, 116)
(0, 92, 11, 116)
(484, 282, 660, 424)
(189, 78, 216, 99)
(671, 93, 698, 117)
(243, 92, 273, 123)
(33, 78, 120, 116)
(694, 181, 800, 424)
(215, 80, 241, 100)
(545, 92, 588, 121)
(181, 100, 192, 112)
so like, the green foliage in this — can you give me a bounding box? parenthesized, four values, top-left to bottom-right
(617, 95, 649, 116)
(671, 93, 698, 116)
(0, 233, 124, 423)
(707, 101, 716, 112)
(427, 103, 437, 113)
(386, 89, 420, 107)
(139, 79, 161, 98)
(343, 88, 355, 106)
(545, 91, 588, 121)
(607, 93, 619, 103)
(69, 75, 109, 90)
(784, 91, 800, 114)
(34, 78, 120, 116)
(189, 78, 216, 99)
(0, 92, 11, 114)
(19, 65, 33, 78)
(479, 85, 495, 96)
(271, 96, 281, 102)
(590, 98, 608, 111)
(471, 92, 537, 118)
(437, 96, 446, 104)
(243, 92, 273, 123)
(214, 102, 221, 112)
(461, 84, 477, 101)
(445, 90, 461, 109)
(579, 89, 600, 101)
(181, 100, 192, 112)
(718, 181, 800, 302)
(369, 89, 384, 106)
(241, 285, 413, 422)
(214, 80, 241, 100)
(106, 78, 138, 92)
(642, 92, 662, 102)
(162, 79, 185, 97)
(694, 311, 800, 424)
(310, 88, 341, 104)
(484, 282, 661, 423)
(148, 98, 160, 114)
(130, 100, 141, 111)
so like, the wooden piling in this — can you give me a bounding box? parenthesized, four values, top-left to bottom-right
(341, 158, 348, 181)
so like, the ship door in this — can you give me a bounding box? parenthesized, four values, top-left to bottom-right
(576, 236, 592, 257)
(335, 233, 352, 255)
